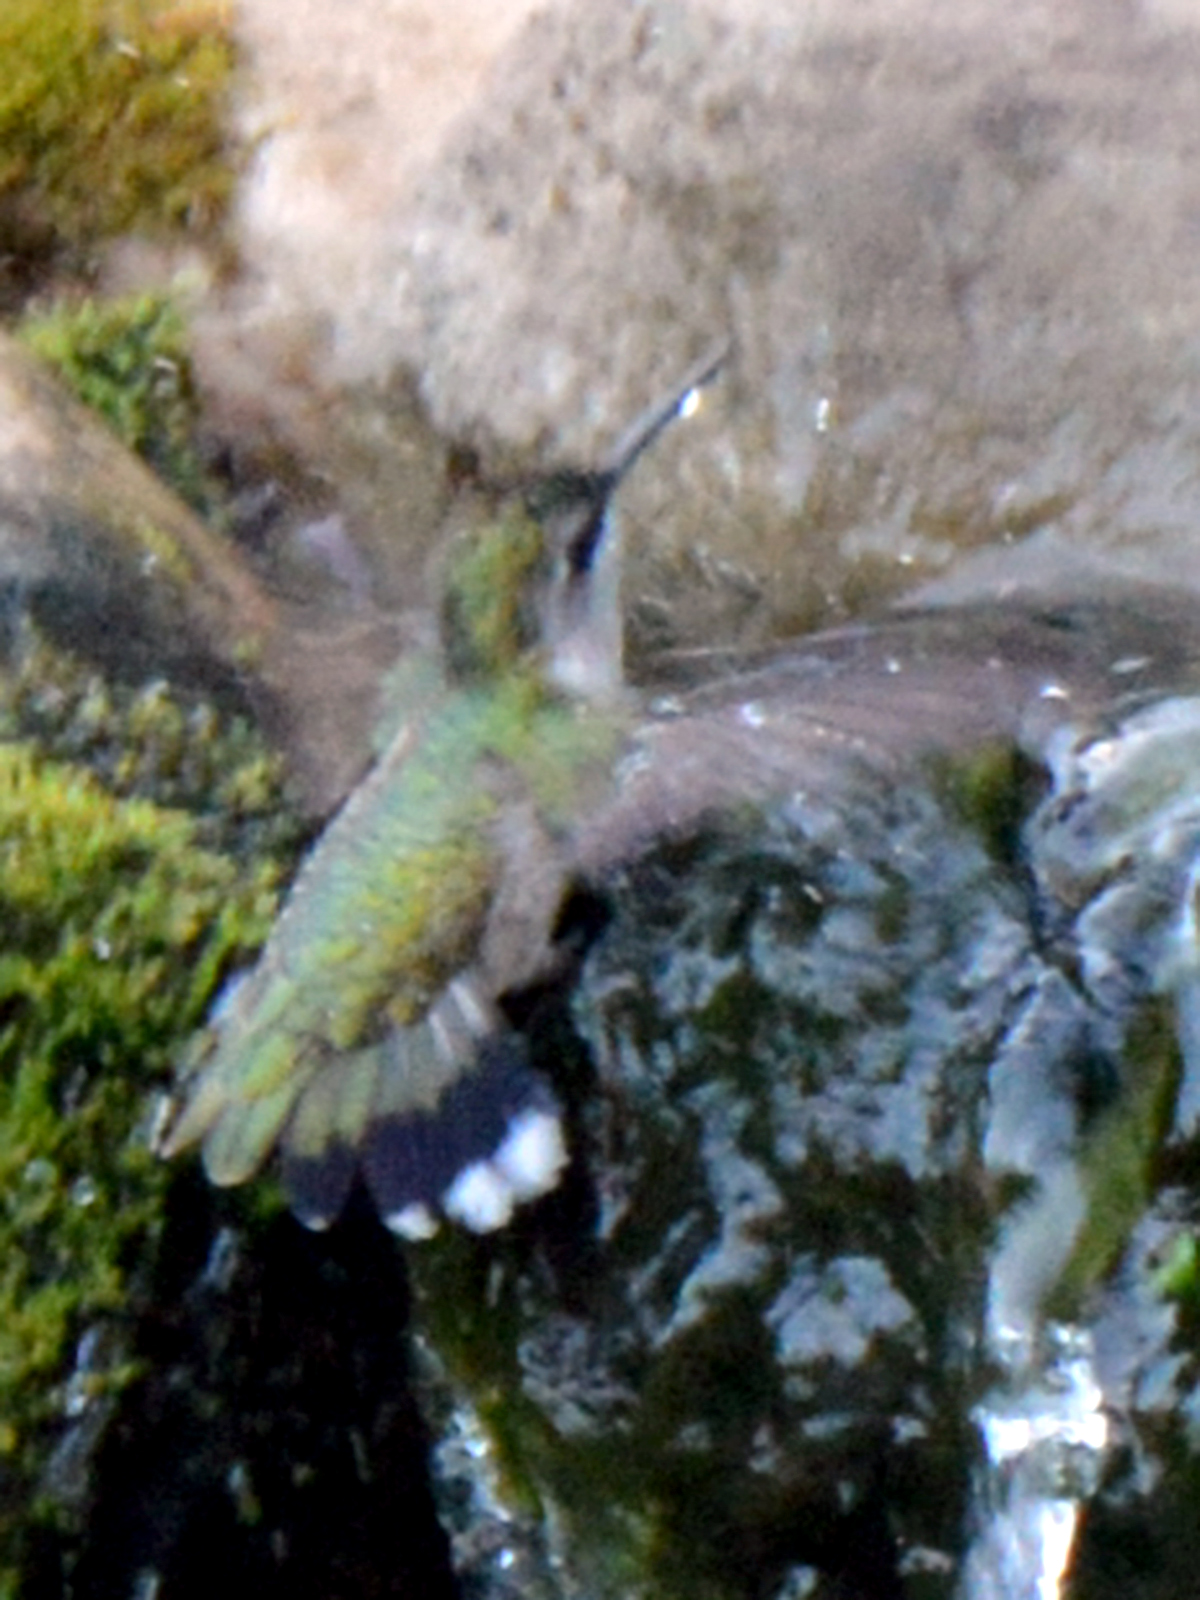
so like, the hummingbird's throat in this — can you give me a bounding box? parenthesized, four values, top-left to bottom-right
(545, 512, 626, 703)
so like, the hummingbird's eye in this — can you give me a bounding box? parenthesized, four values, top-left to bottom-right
(561, 491, 612, 578)
(525, 468, 615, 579)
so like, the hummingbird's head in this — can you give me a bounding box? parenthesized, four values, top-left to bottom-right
(438, 468, 622, 702)
(440, 343, 730, 702)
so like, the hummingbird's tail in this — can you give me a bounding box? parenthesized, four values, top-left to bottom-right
(160, 964, 567, 1237)
(273, 976, 567, 1237)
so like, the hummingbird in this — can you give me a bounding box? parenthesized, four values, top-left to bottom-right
(159, 345, 730, 1239)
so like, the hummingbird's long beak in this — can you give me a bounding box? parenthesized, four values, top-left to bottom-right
(545, 341, 731, 701)
(564, 341, 732, 581)
(600, 340, 732, 482)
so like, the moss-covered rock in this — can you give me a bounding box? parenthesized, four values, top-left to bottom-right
(18, 292, 224, 519)
(0, 738, 278, 1591)
(0, 624, 298, 862)
(0, 0, 238, 271)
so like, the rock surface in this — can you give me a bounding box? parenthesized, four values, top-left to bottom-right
(203, 0, 1200, 654)
(0, 329, 409, 813)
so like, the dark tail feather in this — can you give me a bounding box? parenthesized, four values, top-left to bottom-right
(282, 1139, 359, 1231)
(273, 979, 568, 1237)
(278, 1044, 383, 1229)
(361, 990, 566, 1237)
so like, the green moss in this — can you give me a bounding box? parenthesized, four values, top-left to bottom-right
(0, 627, 299, 865)
(18, 292, 224, 518)
(0, 738, 278, 1587)
(930, 740, 1036, 872)
(0, 0, 238, 261)
(1153, 1231, 1200, 1302)
(1047, 1001, 1180, 1318)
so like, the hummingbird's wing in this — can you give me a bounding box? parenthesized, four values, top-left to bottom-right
(573, 588, 1200, 877)
(160, 668, 572, 1235)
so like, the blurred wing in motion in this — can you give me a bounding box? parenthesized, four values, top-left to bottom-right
(575, 587, 1200, 876)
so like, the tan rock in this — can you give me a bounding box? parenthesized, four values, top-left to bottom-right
(203, 0, 1200, 651)
(0, 332, 406, 813)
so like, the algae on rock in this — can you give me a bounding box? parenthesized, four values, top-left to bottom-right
(0, 0, 238, 272)
(19, 292, 226, 521)
(0, 738, 279, 1590)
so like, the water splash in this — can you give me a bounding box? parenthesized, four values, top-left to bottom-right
(963, 1323, 1107, 1600)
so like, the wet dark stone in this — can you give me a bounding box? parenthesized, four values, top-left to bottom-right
(407, 764, 1042, 1599)
(53, 1185, 457, 1600)
(403, 687, 1200, 1600)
